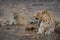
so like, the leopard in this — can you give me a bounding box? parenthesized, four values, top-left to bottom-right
(33, 10, 55, 35)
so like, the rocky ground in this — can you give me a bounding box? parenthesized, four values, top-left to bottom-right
(0, 0, 60, 40)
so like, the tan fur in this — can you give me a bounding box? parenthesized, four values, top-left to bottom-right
(34, 10, 55, 35)
(12, 11, 28, 26)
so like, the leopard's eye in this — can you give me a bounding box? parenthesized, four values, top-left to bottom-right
(35, 18, 38, 20)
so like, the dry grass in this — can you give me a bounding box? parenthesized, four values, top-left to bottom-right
(0, 21, 60, 40)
